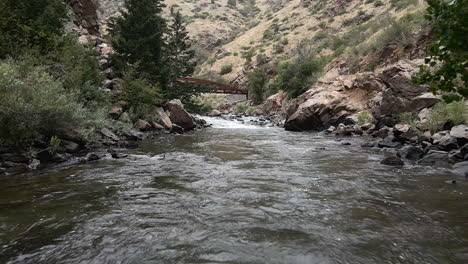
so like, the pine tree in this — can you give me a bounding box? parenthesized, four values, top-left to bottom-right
(109, 0, 167, 85)
(165, 11, 197, 100)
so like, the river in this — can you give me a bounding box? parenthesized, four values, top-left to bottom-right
(1, 117, 467, 264)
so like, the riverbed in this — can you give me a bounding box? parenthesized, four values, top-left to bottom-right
(1, 117, 467, 263)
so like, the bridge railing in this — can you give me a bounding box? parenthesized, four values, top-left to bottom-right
(179, 77, 248, 95)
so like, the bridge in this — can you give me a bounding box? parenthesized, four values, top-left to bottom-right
(179, 77, 248, 97)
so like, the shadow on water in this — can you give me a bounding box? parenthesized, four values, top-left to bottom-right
(1, 117, 468, 263)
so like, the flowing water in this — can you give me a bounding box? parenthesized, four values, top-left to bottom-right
(1, 117, 468, 264)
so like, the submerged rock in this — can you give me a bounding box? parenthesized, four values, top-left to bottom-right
(381, 156, 404, 166)
(398, 146, 424, 160)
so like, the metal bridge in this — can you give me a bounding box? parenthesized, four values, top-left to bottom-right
(179, 77, 248, 96)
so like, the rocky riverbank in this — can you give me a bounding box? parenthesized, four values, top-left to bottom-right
(0, 100, 208, 176)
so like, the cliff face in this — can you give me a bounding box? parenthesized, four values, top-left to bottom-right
(65, 0, 100, 36)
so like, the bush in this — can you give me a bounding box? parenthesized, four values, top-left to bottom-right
(235, 103, 249, 114)
(423, 101, 468, 133)
(248, 69, 266, 105)
(120, 72, 163, 120)
(357, 111, 372, 125)
(220, 64, 233, 75)
(0, 60, 87, 146)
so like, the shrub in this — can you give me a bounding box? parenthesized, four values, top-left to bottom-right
(235, 103, 249, 114)
(357, 111, 372, 125)
(399, 112, 419, 131)
(248, 69, 266, 105)
(0, 60, 87, 146)
(220, 64, 233, 75)
(423, 101, 468, 133)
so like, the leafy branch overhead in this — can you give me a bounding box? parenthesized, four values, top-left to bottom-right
(415, 0, 468, 102)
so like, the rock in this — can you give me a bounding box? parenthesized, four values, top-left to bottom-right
(398, 146, 424, 160)
(341, 142, 352, 146)
(325, 126, 336, 133)
(208, 110, 222, 116)
(109, 107, 123, 119)
(103, 68, 116, 79)
(165, 100, 196, 131)
(134, 120, 153, 132)
(55, 127, 85, 145)
(36, 149, 53, 162)
(451, 161, 468, 177)
(28, 159, 41, 170)
(171, 124, 185, 134)
(100, 128, 120, 141)
(460, 143, 468, 157)
(381, 156, 404, 166)
(361, 123, 375, 131)
(85, 153, 101, 162)
(51, 153, 71, 163)
(0, 153, 29, 163)
(0, 167, 6, 175)
(411, 93, 441, 111)
(111, 153, 128, 159)
(432, 131, 458, 151)
(262, 92, 288, 115)
(152, 122, 165, 130)
(62, 140, 81, 153)
(450, 125, 468, 146)
(371, 126, 391, 139)
(118, 112, 132, 123)
(361, 141, 380, 148)
(418, 108, 431, 122)
(417, 151, 449, 167)
(448, 150, 464, 164)
(123, 130, 144, 141)
(334, 123, 355, 136)
(393, 124, 410, 136)
(155, 107, 173, 129)
(378, 137, 401, 148)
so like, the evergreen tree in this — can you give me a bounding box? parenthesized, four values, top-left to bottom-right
(0, 0, 66, 58)
(109, 0, 167, 85)
(165, 11, 197, 99)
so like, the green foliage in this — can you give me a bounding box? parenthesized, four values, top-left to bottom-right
(48, 136, 61, 155)
(423, 101, 468, 133)
(357, 111, 372, 125)
(415, 0, 468, 102)
(120, 71, 163, 120)
(248, 69, 267, 105)
(390, 0, 418, 10)
(269, 43, 324, 98)
(235, 103, 249, 114)
(220, 64, 233, 75)
(0, 60, 87, 146)
(399, 112, 419, 131)
(0, 0, 66, 58)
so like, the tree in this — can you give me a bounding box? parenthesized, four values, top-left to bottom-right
(415, 0, 468, 102)
(165, 11, 198, 100)
(0, 0, 66, 58)
(108, 0, 167, 85)
(248, 69, 266, 105)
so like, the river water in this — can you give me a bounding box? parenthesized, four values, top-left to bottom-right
(1, 117, 468, 264)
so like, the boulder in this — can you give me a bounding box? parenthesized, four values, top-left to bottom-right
(155, 107, 173, 129)
(100, 128, 120, 141)
(171, 124, 185, 134)
(165, 100, 196, 131)
(134, 120, 152, 132)
(398, 146, 424, 160)
(381, 156, 404, 166)
(378, 136, 401, 148)
(417, 151, 449, 167)
(152, 122, 165, 130)
(450, 125, 468, 146)
(118, 112, 132, 123)
(393, 124, 410, 136)
(28, 159, 41, 170)
(334, 123, 355, 136)
(460, 143, 468, 157)
(85, 153, 101, 162)
(262, 92, 288, 115)
(109, 107, 123, 119)
(432, 131, 458, 151)
(451, 161, 468, 177)
(62, 140, 81, 153)
(325, 126, 336, 133)
(36, 149, 53, 162)
(208, 110, 222, 117)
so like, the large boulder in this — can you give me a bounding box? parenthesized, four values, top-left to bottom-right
(134, 120, 153, 132)
(155, 107, 173, 130)
(432, 131, 458, 151)
(165, 100, 196, 131)
(417, 151, 449, 167)
(100, 128, 119, 141)
(398, 145, 424, 160)
(262, 92, 288, 115)
(373, 60, 440, 125)
(450, 125, 468, 146)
